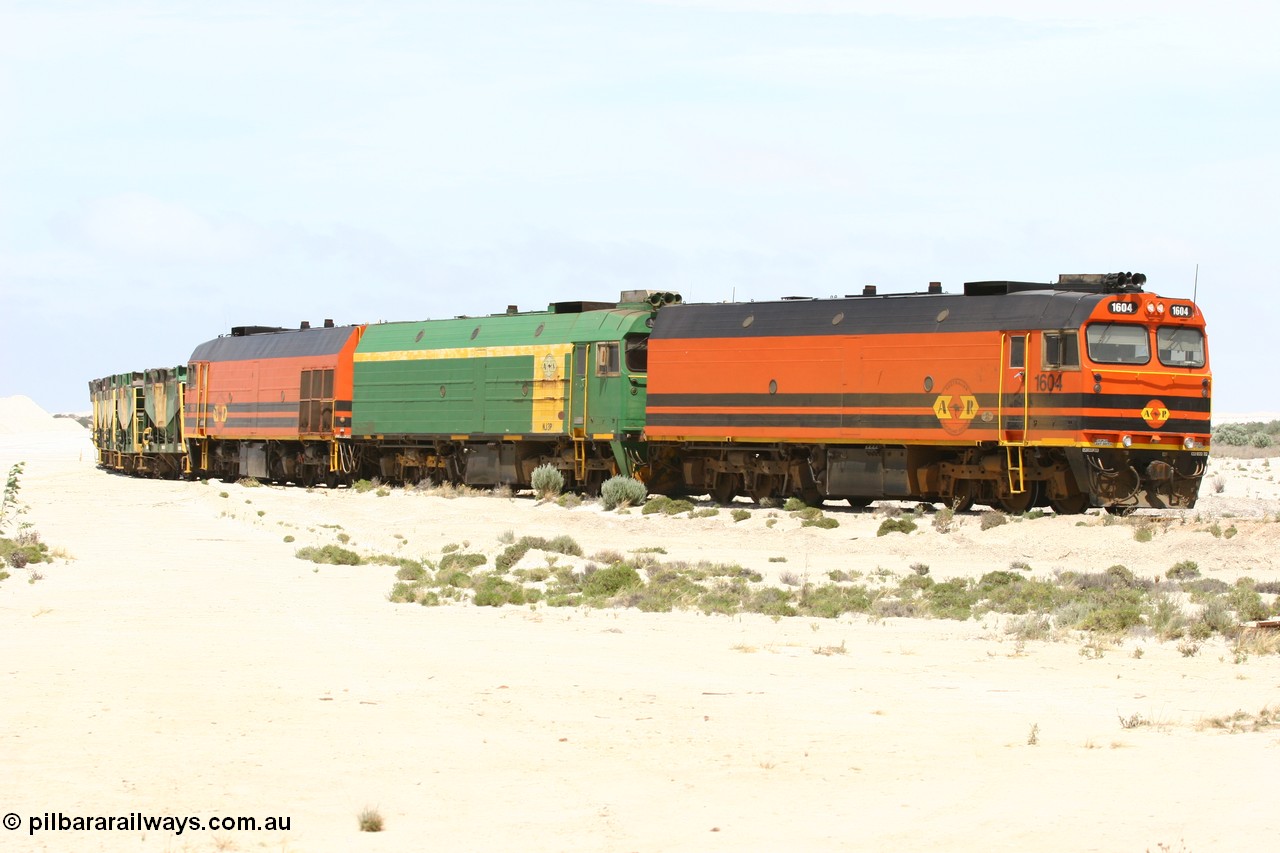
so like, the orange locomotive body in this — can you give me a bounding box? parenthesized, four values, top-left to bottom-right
(644, 273, 1209, 513)
(184, 322, 366, 485)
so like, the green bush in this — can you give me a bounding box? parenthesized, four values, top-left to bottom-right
(797, 583, 873, 618)
(494, 535, 582, 571)
(474, 575, 525, 607)
(877, 518, 917, 536)
(1167, 560, 1201, 580)
(600, 476, 647, 510)
(802, 516, 839, 529)
(295, 545, 362, 565)
(439, 551, 487, 572)
(530, 464, 565, 499)
(731, 509, 751, 522)
(583, 563, 643, 597)
(642, 496, 695, 516)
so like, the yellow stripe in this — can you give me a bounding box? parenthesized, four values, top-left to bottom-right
(355, 344, 566, 362)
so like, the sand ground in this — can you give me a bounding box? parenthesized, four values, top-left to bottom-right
(1, 397, 1277, 852)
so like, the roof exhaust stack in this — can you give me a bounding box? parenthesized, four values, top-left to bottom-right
(323, 319, 334, 328)
(863, 285, 877, 296)
(928, 281, 942, 294)
(300, 321, 311, 329)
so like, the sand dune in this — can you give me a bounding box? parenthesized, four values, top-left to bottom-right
(1, 397, 1277, 852)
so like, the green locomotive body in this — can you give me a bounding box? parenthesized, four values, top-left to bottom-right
(351, 291, 680, 489)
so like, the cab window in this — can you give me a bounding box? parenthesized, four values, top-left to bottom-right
(595, 342, 620, 376)
(1157, 327, 1205, 367)
(1009, 335, 1025, 369)
(1086, 323, 1150, 365)
(1042, 331, 1080, 369)
(624, 334, 648, 373)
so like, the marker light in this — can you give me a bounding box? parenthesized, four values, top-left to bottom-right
(1146, 303, 1155, 314)
(1121, 435, 1133, 447)
(1157, 303, 1165, 314)
(1183, 437, 1196, 450)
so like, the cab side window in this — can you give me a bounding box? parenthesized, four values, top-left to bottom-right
(1042, 331, 1080, 369)
(1009, 335, 1026, 369)
(595, 342, 620, 376)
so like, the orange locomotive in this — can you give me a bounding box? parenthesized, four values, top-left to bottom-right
(643, 273, 1210, 513)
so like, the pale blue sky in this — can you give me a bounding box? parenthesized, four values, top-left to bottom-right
(2, 0, 1275, 413)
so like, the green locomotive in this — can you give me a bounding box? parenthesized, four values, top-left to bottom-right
(351, 290, 681, 490)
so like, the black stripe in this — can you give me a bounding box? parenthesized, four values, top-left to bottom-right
(650, 391, 1211, 415)
(183, 402, 299, 413)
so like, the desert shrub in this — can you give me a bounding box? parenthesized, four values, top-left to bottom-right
(1072, 589, 1146, 633)
(1250, 431, 1273, 448)
(1133, 525, 1154, 543)
(295, 545, 362, 565)
(877, 518, 917, 536)
(388, 582, 417, 603)
(746, 586, 798, 617)
(495, 535, 582, 571)
(473, 575, 525, 607)
(1213, 424, 1248, 446)
(629, 571, 705, 612)
(910, 563, 930, 576)
(802, 515, 839, 529)
(557, 493, 581, 509)
(352, 479, 375, 493)
(357, 807, 383, 833)
(642, 496, 695, 516)
(797, 583, 873, 618)
(932, 506, 955, 533)
(980, 577, 1069, 616)
(691, 508, 720, 518)
(582, 563, 643, 598)
(1227, 580, 1269, 622)
(923, 578, 978, 620)
(439, 551, 487, 573)
(1182, 577, 1231, 597)
(979, 511, 1007, 531)
(1106, 564, 1136, 587)
(1008, 614, 1055, 641)
(1148, 593, 1190, 640)
(731, 509, 751, 522)
(395, 562, 427, 582)
(783, 497, 809, 511)
(1167, 560, 1201, 580)
(1194, 597, 1237, 637)
(1, 537, 48, 568)
(531, 464, 565, 499)
(600, 476, 647, 510)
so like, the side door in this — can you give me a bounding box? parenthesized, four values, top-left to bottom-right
(1000, 332, 1030, 444)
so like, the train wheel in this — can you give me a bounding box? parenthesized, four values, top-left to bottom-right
(712, 474, 739, 505)
(1050, 492, 1089, 515)
(748, 476, 778, 505)
(997, 483, 1041, 514)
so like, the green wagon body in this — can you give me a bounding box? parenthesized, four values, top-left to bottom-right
(88, 366, 187, 476)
